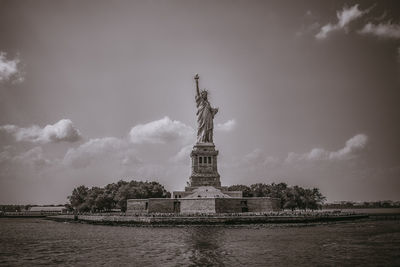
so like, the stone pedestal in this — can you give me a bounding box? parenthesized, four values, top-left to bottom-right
(186, 142, 221, 189)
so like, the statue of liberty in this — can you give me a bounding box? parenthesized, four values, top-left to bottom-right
(194, 74, 218, 143)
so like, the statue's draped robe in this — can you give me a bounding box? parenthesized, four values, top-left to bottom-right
(196, 94, 217, 143)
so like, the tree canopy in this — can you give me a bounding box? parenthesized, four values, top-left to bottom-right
(68, 180, 171, 212)
(68, 180, 325, 212)
(228, 182, 326, 210)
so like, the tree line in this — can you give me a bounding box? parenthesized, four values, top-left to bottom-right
(67, 180, 326, 212)
(228, 183, 326, 210)
(68, 180, 171, 212)
(323, 200, 400, 209)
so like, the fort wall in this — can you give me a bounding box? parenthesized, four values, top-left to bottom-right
(246, 197, 280, 212)
(126, 199, 147, 214)
(180, 198, 216, 213)
(148, 199, 176, 213)
(127, 197, 280, 214)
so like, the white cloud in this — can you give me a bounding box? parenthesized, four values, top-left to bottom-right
(0, 146, 55, 176)
(296, 22, 321, 37)
(286, 134, 368, 162)
(63, 137, 140, 168)
(129, 116, 194, 144)
(315, 23, 338, 40)
(243, 148, 264, 164)
(316, 4, 370, 39)
(14, 146, 53, 168)
(243, 148, 280, 167)
(358, 22, 400, 39)
(0, 119, 82, 144)
(170, 144, 193, 164)
(337, 5, 365, 28)
(216, 119, 236, 132)
(329, 134, 368, 160)
(0, 52, 24, 83)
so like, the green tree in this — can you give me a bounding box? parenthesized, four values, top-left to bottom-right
(68, 185, 89, 212)
(115, 181, 170, 211)
(250, 183, 271, 197)
(227, 184, 253, 197)
(228, 182, 326, 210)
(69, 180, 172, 212)
(309, 188, 326, 210)
(267, 182, 288, 208)
(282, 187, 299, 211)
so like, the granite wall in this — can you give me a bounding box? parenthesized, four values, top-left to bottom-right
(180, 198, 216, 213)
(148, 199, 177, 213)
(127, 197, 280, 214)
(215, 198, 242, 213)
(215, 197, 280, 213)
(126, 199, 148, 214)
(246, 197, 280, 212)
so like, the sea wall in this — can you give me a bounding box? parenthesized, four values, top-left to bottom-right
(126, 197, 280, 214)
(48, 213, 370, 225)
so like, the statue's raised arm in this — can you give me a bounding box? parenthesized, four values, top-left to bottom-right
(193, 74, 218, 144)
(194, 74, 200, 96)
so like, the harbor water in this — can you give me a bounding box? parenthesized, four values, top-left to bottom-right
(0, 218, 399, 266)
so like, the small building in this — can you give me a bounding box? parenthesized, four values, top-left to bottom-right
(29, 206, 67, 214)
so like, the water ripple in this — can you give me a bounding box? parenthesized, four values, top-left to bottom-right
(0, 219, 399, 266)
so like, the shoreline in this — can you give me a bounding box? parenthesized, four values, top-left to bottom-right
(45, 213, 373, 226)
(3, 209, 400, 226)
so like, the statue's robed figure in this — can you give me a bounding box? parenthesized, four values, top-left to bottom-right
(194, 74, 218, 143)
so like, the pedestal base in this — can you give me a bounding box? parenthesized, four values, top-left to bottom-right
(188, 142, 221, 188)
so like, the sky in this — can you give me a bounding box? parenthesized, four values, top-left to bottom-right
(0, 0, 399, 204)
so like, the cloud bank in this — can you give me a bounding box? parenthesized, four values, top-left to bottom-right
(170, 144, 193, 164)
(0, 119, 82, 144)
(286, 134, 368, 162)
(216, 119, 236, 132)
(358, 22, 400, 39)
(0, 52, 24, 83)
(237, 134, 368, 170)
(0, 146, 52, 170)
(242, 148, 280, 167)
(14, 146, 52, 168)
(316, 5, 370, 39)
(63, 137, 140, 169)
(129, 116, 194, 144)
